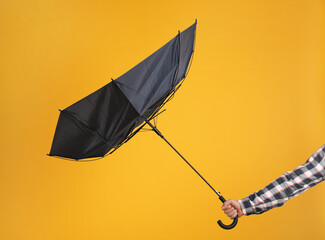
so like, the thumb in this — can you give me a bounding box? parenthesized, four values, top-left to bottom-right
(221, 199, 237, 210)
(221, 199, 234, 210)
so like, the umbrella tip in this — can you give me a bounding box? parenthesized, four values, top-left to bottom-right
(195, 19, 197, 24)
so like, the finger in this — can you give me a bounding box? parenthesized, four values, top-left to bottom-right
(224, 209, 231, 214)
(230, 211, 238, 219)
(222, 201, 231, 210)
(227, 210, 236, 217)
(223, 199, 236, 208)
(227, 209, 237, 218)
(224, 207, 235, 214)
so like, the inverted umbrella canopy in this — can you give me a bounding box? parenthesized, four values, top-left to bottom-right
(49, 21, 238, 230)
(49, 22, 196, 160)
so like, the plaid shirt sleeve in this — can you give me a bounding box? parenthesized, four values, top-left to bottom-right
(238, 144, 325, 216)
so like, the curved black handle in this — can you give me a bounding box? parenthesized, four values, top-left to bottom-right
(217, 195, 239, 230)
(217, 216, 238, 230)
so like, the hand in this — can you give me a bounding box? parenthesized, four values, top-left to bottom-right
(221, 199, 244, 219)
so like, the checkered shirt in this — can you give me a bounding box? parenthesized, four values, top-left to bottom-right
(238, 144, 325, 215)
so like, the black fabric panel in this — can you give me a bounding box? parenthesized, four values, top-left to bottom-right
(115, 36, 179, 116)
(49, 112, 107, 159)
(176, 22, 196, 81)
(137, 22, 197, 119)
(49, 81, 141, 159)
(115, 22, 196, 116)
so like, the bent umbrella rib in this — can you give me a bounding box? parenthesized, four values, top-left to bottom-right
(59, 110, 109, 144)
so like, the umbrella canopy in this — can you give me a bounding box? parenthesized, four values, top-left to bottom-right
(49, 22, 196, 160)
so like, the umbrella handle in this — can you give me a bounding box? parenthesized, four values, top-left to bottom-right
(217, 195, 239, 230)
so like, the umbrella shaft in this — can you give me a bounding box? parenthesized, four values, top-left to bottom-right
(145, 120, 221, 198)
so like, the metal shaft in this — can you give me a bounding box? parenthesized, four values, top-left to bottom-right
(145, 120, 221, 197)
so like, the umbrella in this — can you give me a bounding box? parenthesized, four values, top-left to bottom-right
(49, 20, 238, 230)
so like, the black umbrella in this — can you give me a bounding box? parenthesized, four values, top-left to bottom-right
(49, 20, 238, 230)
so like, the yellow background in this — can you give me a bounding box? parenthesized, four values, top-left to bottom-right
(1, 0, 324, 239)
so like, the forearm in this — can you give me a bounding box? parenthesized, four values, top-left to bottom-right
(238, 176, 309, 215)
(239, 145, 325, 216)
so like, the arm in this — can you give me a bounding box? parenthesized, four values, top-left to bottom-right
(223, 144, 325, 217)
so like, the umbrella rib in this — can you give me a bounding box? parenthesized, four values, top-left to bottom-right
(60, 110, 108, 144)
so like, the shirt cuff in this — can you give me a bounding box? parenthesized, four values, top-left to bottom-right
(238, 197, 255, 215)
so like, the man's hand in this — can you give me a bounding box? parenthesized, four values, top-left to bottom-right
(221, 199, 244, 219)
